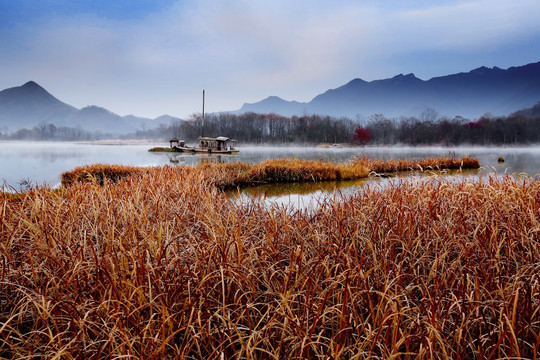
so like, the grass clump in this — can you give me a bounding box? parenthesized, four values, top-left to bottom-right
(357, 155, 480, 173)
(249, 158, 371, 183)
(148, 146, 176, 152)
(60, 164, 150, 186)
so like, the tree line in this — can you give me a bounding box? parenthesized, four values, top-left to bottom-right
(170, 113, 358, 144)
(2, 104, 540, 145)
(140, 108, 540, 145)
(362, 109, 540, 145)
(0, 122, 105, 141)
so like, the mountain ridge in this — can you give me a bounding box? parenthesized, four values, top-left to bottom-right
(0, 82, 178, 135)
(2, 61, 540, 136)
(238, 61, 540, 118)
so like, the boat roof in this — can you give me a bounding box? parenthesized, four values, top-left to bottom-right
(199, 136, 236, 142)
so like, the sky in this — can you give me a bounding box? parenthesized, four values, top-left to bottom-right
(1, 0, 540, 119)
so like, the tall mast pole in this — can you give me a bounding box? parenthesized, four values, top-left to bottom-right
(201, 89, 205, 137)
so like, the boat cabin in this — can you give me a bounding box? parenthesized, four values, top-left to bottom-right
(169, 137, 185, 148)
(198, 136, 237, 152)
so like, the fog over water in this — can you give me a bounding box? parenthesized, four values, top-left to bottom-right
(1, 142, 539, 192)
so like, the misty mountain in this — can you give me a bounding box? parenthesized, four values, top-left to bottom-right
(0, 81, 172, 135)
(65, 105, 151, 134)
(238, 61, 540, 119)
(511, 100, 540, 118)
(0, 81, 78, 128)
(240, 96, 307, 115)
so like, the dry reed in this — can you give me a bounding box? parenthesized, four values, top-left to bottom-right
(356, 156, 480, 174)
(1, 156, 537, 359)
(59, 156, 479, 189)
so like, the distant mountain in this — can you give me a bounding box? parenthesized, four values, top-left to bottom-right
(237, 61, 540, 119)
(240, 96, 306, 115)
(0, 81, 177, 135)
(511, 100, 540, 118)
(0, 81, 78, 128)
(65, 105, 152, 134)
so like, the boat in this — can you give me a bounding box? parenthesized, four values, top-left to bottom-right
(167, 90, 239, 155)
(169, 136, 239, 154)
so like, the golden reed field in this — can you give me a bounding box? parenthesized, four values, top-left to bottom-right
(2, 156, 540, 359)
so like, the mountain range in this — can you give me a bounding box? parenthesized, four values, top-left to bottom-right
(2, 61, 540, 136)
(0, 81, 173, 135)
(238, 61, 540, 119)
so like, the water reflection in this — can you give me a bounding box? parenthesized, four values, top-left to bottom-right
(165, 153, 228, 164)
(229, 168, 481, 210)
(239, 178, 371, 198)
(149, 151, 230, 166)
(167, 154, 183, 164)
(228, 178, 373, 211)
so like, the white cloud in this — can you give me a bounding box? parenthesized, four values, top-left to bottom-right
(388, 0, 540, 50)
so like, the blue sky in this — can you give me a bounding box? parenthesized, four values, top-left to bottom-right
(1, 0, 540, 119)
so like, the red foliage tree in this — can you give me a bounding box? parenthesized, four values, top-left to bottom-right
(353, 127, 371, 145)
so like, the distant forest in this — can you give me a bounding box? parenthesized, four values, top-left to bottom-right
(136, 104, 540, 145)
(0, 122, 104, 141)
(2, 102, 540, 145)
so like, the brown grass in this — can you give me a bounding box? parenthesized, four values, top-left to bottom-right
(60, 164, 150, 186)
(2, 157, 537, 359)
(148, 147, 176, 152)
(356, 155, 480, 174)
(58, 156, 478, 189)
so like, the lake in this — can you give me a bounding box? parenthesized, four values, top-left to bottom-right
(1, 141, 540, 192)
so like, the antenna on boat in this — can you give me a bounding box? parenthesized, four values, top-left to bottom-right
(201, 89, 205, 137)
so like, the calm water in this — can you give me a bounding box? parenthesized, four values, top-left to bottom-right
(1, 141, 539, 192)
